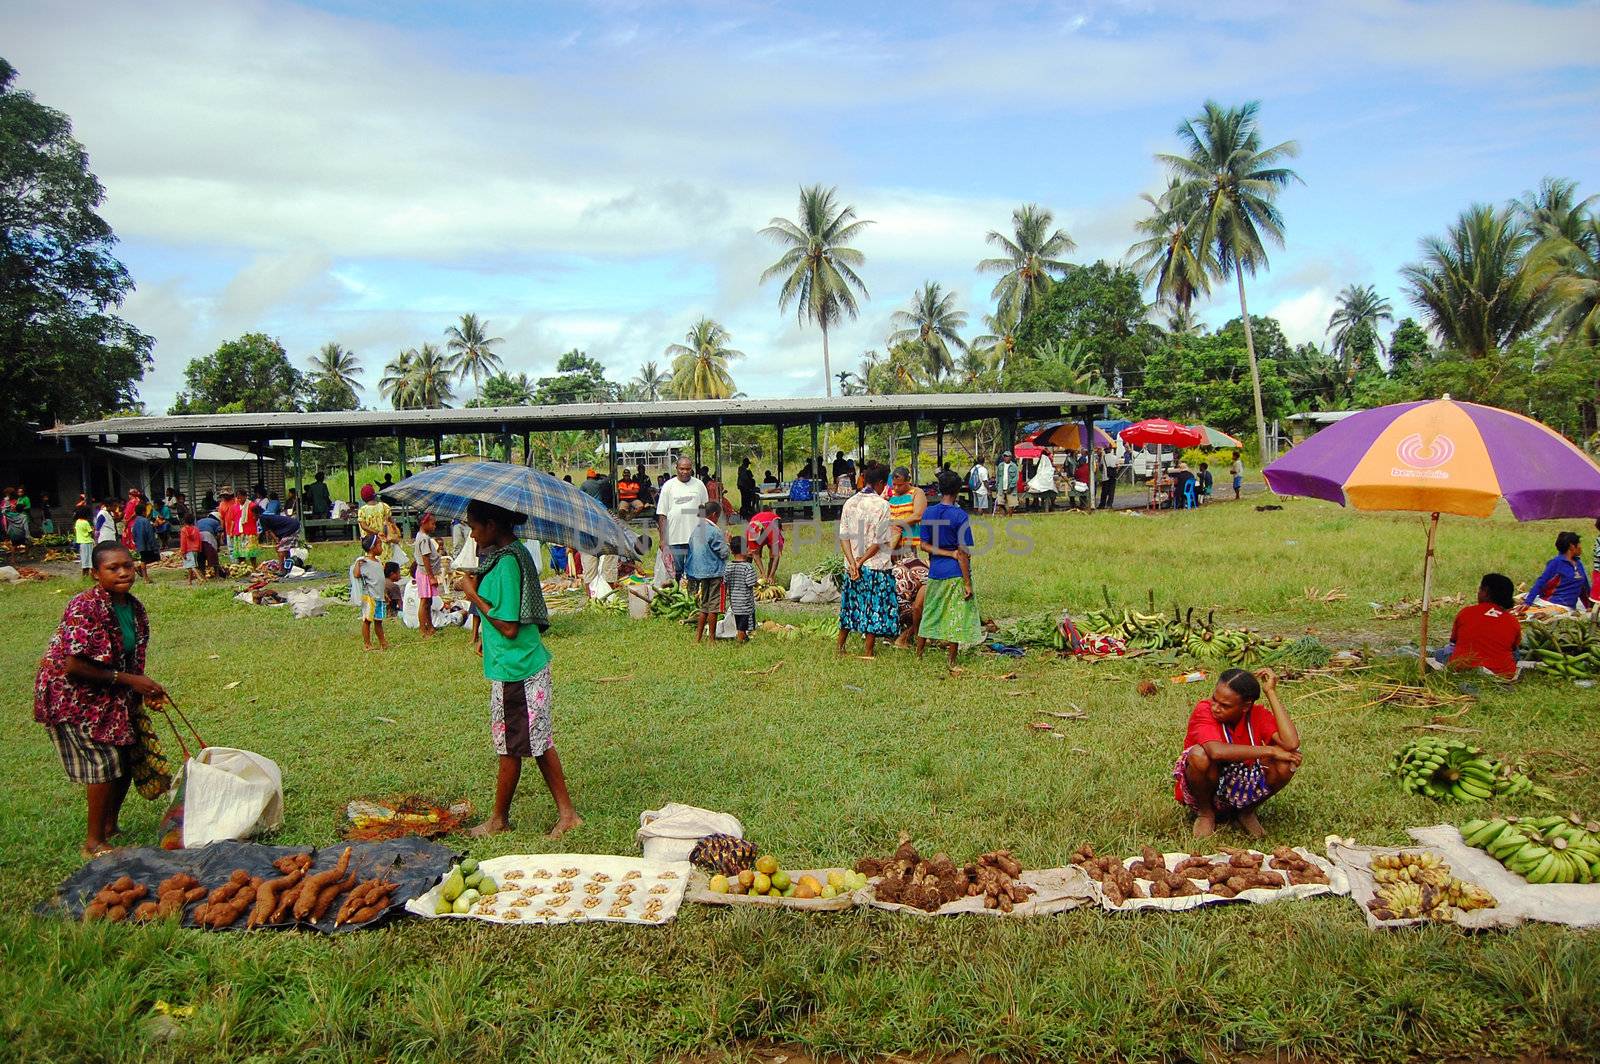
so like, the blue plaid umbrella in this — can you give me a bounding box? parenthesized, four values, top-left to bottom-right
(387, 462, 648, 559)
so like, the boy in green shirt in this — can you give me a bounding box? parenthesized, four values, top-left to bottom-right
(457, 499, 581, 840)
(73, 506, 95, 573)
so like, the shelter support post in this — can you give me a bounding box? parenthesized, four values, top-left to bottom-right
(186, 444, 196, 505)
(810, 420, 821, 523)
(396, 435, 406, 480)
(255, 443, 266, 493)
(346, 440, 357, 504)
(1418, 511, 1440, 685)
(1083, 409, 1096, 511)
(522, 433, 530, 466)
(607, 422, 619, 491)
(935, 421, 945, 473)
(500, 432, 512, 463)
(713, 421, 723, 487)
(909, 418, 920, 483)
(293, 439, 304, 503)
(776, 425, 784, 483)
(693, 428, 702, 472)
(79, 446, 90, 500)
(856, 422, 865, 469)
(434, 437, 442, 464)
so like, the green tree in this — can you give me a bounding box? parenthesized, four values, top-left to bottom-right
(1281, 342, 1349, 409)
(0, 59, 152, 434)
(304, 342, 362, 411)
(1387, 317, 1431, 375)
(887, 281, 967, 382)
(534, 349, 617, 405)
(760, 184, 872, 397)
(1327, 283, 1394, 379)
(405, 343, 455, 409)
(379, 348, 416, 409)
(630, 360, 671, 402)
(1164, 305, 1205, 337)
(1400, 204, 1546, 361)
(1532, 214, 1600, 345)
(444, 313, 503, 401)
(1014, 261, 1147, 388)
(473, 370, 535, 406)
(170, 333, 303, 413)
(1516, 176, 1595, 244)
(971, 307, 1022, 376)
(665, 317, 743, 400)
(977, 203, 1075, 321)
(1127, 179, 1211, 311)
(1130, 332, 1290, 434)
(1159, 100, 1301, 461)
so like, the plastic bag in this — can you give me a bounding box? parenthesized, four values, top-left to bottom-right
(786, 573, 813, 601)
(636, 803, 744, 863)
(286, 589, 326, 620)
(162, 747, 285, 849)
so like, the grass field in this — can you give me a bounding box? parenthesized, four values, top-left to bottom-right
(2, 496, 1598, 1063)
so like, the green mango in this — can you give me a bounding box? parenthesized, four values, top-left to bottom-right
(441, 868, 465, 903)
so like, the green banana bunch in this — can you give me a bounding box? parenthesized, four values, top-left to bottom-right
(1389, 738, 1555, 803)
(1521, 618, 1600, 678)
(1459, 813, 1600, 884)
(647, 585, 699, 623)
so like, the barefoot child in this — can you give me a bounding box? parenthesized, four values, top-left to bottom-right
(685, 502, 728, 644)
(724, 535, 758, 642)
(350, 534, 388, 651)
(916, 470, 981, 669)
(456, 499, 580, 839)
(33, 542, 168, 857)
(73, 505, 94, 574)
(413, 512, 441, 638)
(1174, 668, 1300, 839)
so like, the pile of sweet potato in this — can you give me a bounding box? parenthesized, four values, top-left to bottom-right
(855, 837, 1035, 913)
(1071, 843, 1316, 904)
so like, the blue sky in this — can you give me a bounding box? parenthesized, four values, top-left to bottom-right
(5, 0, 1597, 411)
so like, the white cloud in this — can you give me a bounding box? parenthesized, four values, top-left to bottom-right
(1265, 288, 1336, 348)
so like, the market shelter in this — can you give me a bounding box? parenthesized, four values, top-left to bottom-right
(40, 390, 1121, 523)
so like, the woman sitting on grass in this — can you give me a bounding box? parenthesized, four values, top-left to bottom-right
(455, 499, 581, 839)
(33, 542, 168, 858)
(1173, 667, 1300, 839)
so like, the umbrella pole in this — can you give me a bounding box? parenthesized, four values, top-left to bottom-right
(1418, 511, 1440, 684)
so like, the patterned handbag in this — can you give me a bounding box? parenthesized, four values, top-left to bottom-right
(128, 701, 173, 800)
(1214, 716, 1273, 810)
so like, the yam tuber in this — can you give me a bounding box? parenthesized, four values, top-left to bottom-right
(309, 873, 357, 923)
(249, 868, 305, 929)
(294, 847, 352, 921)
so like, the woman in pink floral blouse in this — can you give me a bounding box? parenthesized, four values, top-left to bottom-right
(34, 541, 167, 858)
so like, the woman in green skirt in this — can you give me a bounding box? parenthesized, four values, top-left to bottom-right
(917, 471, 982, 670)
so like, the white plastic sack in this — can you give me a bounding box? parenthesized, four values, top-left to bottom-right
(787, 573, 813, 601)
(636, 802, 744, 863)
(176, 747, 284, 847)
(589, 574, 616, 602)
(0, 565, 19, 583)
(401, 579, 421, 628)
(714, 614, 738, 639)
(285, 588, 326, 619)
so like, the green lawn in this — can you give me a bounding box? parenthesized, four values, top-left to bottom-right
(2, 497, 1597, 1063)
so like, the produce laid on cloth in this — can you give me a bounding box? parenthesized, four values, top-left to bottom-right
(1458, 814, 1600, 885)
(1071, 843, 1347, 912)
(53, 838, 452, 932)
(341, 796, 474, 841)
(1364, 851, 1497, 922)
(1389, 737, 1552, 803)
(405, 853, 691, 926)
(851, 836, 1094, 917)
(1521, 617, 1600, 680)
(690, 855, 868, 911)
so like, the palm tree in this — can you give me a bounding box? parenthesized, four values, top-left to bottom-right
(1033, 338, 1105, 393)
(308, 342, 363, 395)
(1326, 283, 1394, 377)
(1127, 180, 1212, 310)
(1158, 100, 1301, 461)
(977, 204, 1075, 321)
(631, 361, 671, 402)
(887, 281, 968, 382)
(380, 348, 417, 410)
(759, 184, 872, 396)
(443, 313, 504, 401)
(1532, 214, 1600, 344)
(956, 345, 997, 390)
(407, 343, 456, 409)
(970, 308, 1023, 376)
(665, 317, 743, 400)
(1400, 204, 1546, 361)
(1516, 177, 1597, 244)
(1163, 304, 1205, 337)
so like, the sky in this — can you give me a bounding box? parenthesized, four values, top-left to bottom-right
(5, 0, 1598, 411)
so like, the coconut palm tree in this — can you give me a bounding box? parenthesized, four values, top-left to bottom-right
(759, 185, 872, 397)
(970, 307, 1023, 376)
(1127, 180, 1212, 311)
(631, 360, 671, 402)
(443, 313, 504, 401)
(977, 204, 1075, 321)
(1516, 177, 1597, 244)
(887, 281, 968, 382)
(1400, 204, 1547, 360)
(380, 348, 417, 409)
(308, 342, 363, 395)
(1532, 214, 1600, 344)
(1158, 99, 1301, 461)
(1033, 338, 1105, 393)
(407, 343, 456, 409)
(1326, 283, 1394, 377)
(665, 317, 743, 400)
(1163, 304, 1205, 337)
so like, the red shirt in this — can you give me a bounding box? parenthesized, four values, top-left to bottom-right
(1449, 603, 1521, 678)
(179, 524, 202, 553)
(217, 499, 239, 534)
(1175, 699, 1279, 801)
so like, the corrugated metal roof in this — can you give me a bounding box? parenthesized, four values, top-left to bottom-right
(41, 392, 1120, 444)
(99, 443, 272, 463)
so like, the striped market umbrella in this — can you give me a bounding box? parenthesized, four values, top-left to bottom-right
(1264, 397, 1600, 679)
(1189, 423, 1245, 449)
(387, 461, 649, 559)
(1026, 421, 1114, 450)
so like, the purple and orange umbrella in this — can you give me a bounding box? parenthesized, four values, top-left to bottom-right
(1264, 397, 1600, 680)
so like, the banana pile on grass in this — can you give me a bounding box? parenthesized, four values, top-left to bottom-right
(1079, 604, 1284, 664)
(647, 584, 698, 623)
(1366, 851, 1496, 921)
(754, 580, 786, 603)
(1389, 737, 1553, 803)
(1522, 617, 1600, 679)
(1460, 813, 1600, 884)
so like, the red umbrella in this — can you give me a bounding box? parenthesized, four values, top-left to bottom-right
(1121, 418, 1205, 448)
(1120, 420, 1205, 510)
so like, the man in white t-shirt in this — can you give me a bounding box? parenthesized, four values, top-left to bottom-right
(655, 456, 708, 581)
(967, 460, 990, 512)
